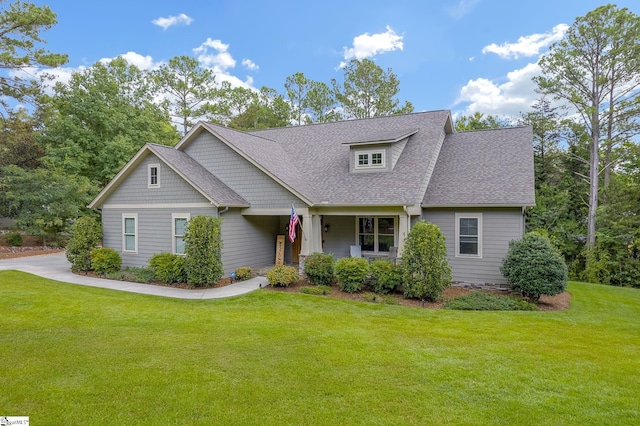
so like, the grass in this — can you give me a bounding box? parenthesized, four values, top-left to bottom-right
(1, 270, 639, 425)
(444, 291, 537, 310)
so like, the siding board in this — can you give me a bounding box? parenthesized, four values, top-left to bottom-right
(423, 208, 523, 284)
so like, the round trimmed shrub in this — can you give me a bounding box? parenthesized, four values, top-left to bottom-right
(501, 232, 568, 303)
(401, 221, 451, 301)
(90, 247, 122, 275)
(235, 267, 252, 281)
(335, 257, 369, 293)
(149, 252, 187, 284)
(267, 265, 299, 287)
(303, 252, 335, 285)
(370, 258, 401, 294)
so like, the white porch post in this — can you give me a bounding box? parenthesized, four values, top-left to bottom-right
(311, 214, 323, 253)
(398, 213, 409, 257)
(300, 211, 314, 256)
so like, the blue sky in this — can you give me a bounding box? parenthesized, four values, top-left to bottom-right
(35, 0, 640, 118)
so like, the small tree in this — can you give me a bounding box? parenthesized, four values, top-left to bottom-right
(66, 215, 102, 272)
(184, 215, 223, 287)
(401, 221, 451, 301)
(501, 232, 568, 302)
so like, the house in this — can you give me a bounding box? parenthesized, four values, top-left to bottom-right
(88, 110, 535, 284)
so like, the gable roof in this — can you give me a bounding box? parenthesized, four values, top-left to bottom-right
(89, 143, 249, 209)
(250, 111, 454, 206)
(422, 126, 535, 207)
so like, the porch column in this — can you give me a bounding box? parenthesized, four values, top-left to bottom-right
(300, 211, 314, 256)
(311, 214, 323, 253)
(397, 213, 409, 257)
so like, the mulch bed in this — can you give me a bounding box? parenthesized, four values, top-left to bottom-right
(1, 245, 571, 310)
(264, 280, 571, 311)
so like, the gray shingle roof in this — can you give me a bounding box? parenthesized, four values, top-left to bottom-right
(248, 111, 453, 205)
(422, 126, 535, 207)
(148, 143, 249, 207)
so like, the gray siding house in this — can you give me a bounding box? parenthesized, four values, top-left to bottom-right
(89, 110, 535, 284)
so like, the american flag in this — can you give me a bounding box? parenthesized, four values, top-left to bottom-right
(288, 204, 299, 243)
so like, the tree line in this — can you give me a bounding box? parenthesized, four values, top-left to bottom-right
(1, 1, 639, 287)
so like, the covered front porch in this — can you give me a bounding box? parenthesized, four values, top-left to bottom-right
(240, 205, 421, 272)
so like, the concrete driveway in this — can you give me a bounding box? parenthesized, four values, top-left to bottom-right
(0, 252, 267, 299)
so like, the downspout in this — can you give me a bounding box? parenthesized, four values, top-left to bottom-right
(218, 206, 229, 216)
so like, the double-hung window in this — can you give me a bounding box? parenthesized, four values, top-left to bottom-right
(357, 217, 396, 253)
(122, 214, 138, 253)
(455, 213, 482, 257)
(172, 213, 190, 255)
(148, 164, 160, 188)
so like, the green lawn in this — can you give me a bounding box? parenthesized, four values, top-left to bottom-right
(1, 271, 639, 425)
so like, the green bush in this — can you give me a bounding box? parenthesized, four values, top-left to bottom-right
(90, 247, 122, 275)
(381, 295, 400, 305)
(370, 258, 402, 294)
(501, 232, 568, 302)
(402, 221, 452, 301)
(362, 292, 378, 303)
(66, 216, 102, 272)
(184, 215, 223, 287)
(235, 267, 252, 281)
(335, 257, 369, 293)
(444, 292, 537, 311)
(149, 252, 187, 284)
(304, 252, 335, 285)
(299, 285, 331, 295)
(106, 267, 155, 283)
(266, 265, 299, 287)
(4, 231, 23, 247)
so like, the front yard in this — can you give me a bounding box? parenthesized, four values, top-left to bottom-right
(1, 270, 638, 424)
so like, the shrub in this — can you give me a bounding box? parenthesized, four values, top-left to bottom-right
(362, 292, 378, 303)
(501, 232, 568, 303)
(90, 247, 122, 275)
(266, 265, 299, 287)
(381, 295, 399, 305)
(149, 253, 187, 284)
(335, 257, 369, 293)
(184, 215, 223, 287)
(402, 221, 451, 301)
(107, 267, 155, 283)
(4, 231, 23, 247)
(304, 252, 335, 285)
(444, 292, 537, 311)
(235, 267, 252, 281)
(370, 258, 402, 294)
(66, 216, 102, 272)
(299, 285, 331, 295)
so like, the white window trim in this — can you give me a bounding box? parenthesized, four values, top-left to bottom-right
(148, 164, 160, 188)
(172, 213, 190, 255)
(122, 213, 138, 253)
(355, 150, 386, 169)
(355, 216, 397, 254)
(455, 213, 483, 258)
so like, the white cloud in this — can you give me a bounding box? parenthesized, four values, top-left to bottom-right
(342, 25, 403, 61)
(192, 38, 255, 90)
(482, 24, 568, 59)
(445, 0, 480, 19)
(193, 38, 236, 72)
(455, 62, 541, 117)
(152, 13, 193, 30)
(242, 58, 259, 71)
(99, 51, 162, 70)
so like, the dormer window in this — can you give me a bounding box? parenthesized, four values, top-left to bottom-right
(355, 150, 385, 169)
(148, 164, 160, 188)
